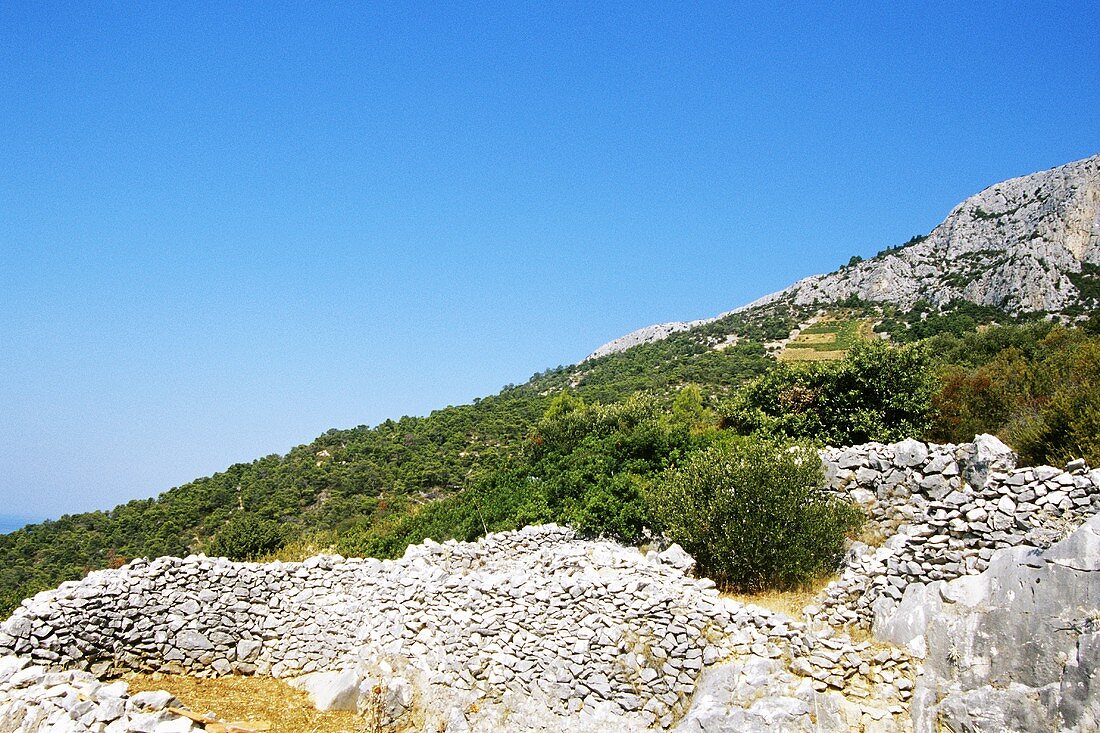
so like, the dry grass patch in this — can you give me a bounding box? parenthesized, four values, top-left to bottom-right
(722, 575, 836, 620)
(122, 673, 363, 733)
(778, 349, 847, 362)
(857, 320, 877, 340)
(779, 314, 876, 362)
(790, 332, 838, 345)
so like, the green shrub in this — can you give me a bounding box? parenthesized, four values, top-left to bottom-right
(207, 514, 287, 561)
(527, 393, 697, 541)
(1011, 339, 1100, 466)
(651, 437, 862, 591)
(722, 340, 935, 445)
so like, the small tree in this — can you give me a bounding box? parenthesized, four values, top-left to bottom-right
(208, 514, 286, 561)
(672, 384, 712, 430)
(651, 437, 861, 591)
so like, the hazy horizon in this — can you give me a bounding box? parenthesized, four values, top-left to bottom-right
(0, 515, 45, 535)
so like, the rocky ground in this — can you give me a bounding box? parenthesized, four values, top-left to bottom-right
(1, 435, 1098, 732)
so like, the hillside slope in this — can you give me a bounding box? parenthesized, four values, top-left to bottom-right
(4, 155, 1100, 619)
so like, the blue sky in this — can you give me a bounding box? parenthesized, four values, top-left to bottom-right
(2, 2, 1098, 519)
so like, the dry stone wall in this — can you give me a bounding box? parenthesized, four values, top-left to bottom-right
(814, 435, 1100, 629)
(0, 526, 728, 727)
(2, 435, 1099, 732)
(1, 525, 917, 733)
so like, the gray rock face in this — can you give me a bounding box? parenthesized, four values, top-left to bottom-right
(956, 433, 1018, 489)
(585, 320, 710, 361)
(881, 514, 1100, 733)
(790, 153, 1100, 313)
(586, 153, 1100, 359)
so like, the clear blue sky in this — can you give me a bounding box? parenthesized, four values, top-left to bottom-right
(2, 2, 1098, 519)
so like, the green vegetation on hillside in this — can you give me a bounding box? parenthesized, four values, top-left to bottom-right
(928, 323, 1100, 466)
(724, 340, 936, 445)
(1067, 263, 1100, 309)
(0, 390, 549, 613)
(2, 296, 1099, 617)
(342, 391, 710, 559)
(874, 299, 1018, 341)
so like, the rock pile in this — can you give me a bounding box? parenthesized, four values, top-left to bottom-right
(812, 435, 1100, 628)
(0, 655, 199, 733)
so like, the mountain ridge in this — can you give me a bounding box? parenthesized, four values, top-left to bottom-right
(588, 153, 1100, 359)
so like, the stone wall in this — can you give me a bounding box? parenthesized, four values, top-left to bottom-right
(814, 435, 1100, 628)
(0, 657, 192, 733)
(0, 526, 727, 727)
(1, 525, 916, 733)
(3, 436, 1098, 732)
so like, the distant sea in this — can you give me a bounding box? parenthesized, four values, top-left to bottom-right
(0, 515, 42, 535)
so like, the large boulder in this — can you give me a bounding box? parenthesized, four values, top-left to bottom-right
(955, 433, 1017, 489)
(876, 513, 1100, 732)
(891, 438, 929, 468)
(290, 669, 360, 712)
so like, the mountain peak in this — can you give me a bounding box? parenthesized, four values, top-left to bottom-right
(589, 154, 1100, 359)
(789, 152, 1100, 313)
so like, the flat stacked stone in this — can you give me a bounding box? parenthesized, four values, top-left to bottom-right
(813, 435, 1100, 628)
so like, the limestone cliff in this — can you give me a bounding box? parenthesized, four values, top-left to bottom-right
(588, 153, 1100, 359)
(790, 153, 1100, 313)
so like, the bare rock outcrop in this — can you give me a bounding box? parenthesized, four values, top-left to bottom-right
(587, 153, 1100, 359)
(878, 513, 1100, 733)
(790, 153, 1100, 313)
(585, 319, 710, 361)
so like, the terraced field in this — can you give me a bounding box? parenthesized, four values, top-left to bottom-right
(779, 313, 875, 362)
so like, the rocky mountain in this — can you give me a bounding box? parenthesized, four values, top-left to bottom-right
(589, 153, 1100, 359)
(585, 318, 711, 361)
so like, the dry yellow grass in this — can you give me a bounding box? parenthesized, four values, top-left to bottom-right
(778, 349, 848, 363)
(122, 673, 363, 733)
(722, 576, 836, 620)
(789, 332, 837, 345)
(778, 314, 878, 363)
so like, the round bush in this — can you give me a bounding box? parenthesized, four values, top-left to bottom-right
(207, 514, 286, 561)
(651, 437, 861, 591)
